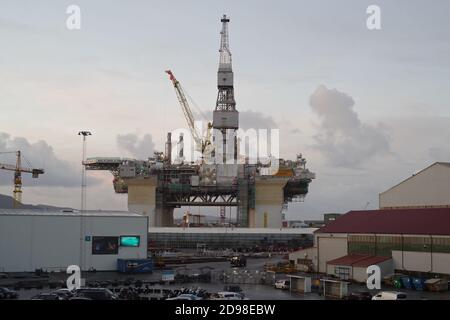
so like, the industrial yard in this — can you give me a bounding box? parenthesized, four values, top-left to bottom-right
(1, 1, 450, 308)
(2, 255, 450, 301)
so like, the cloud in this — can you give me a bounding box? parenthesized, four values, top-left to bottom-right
(116, 133, 155, 159)
(0, 132, 93, 187)
(97, 67, 143, 81)
(428, 147, 450, 162)
(310, 85, 390, 168)
(239, 110, 277, 130)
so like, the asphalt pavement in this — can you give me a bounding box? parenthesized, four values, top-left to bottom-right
(3, 256, 450, 300)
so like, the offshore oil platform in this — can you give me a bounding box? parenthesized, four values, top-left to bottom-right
(84, 15, 315, 228)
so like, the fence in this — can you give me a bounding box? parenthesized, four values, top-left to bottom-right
(214, 269, 276, 285)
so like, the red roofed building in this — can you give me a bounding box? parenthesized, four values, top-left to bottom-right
(326, 254, 392, 283)
(316, 208, 450, 236)
(289, 208, 450, 279)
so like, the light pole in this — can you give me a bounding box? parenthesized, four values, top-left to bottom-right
(78, 130, 91, 271)
(78, 131, 91, 212)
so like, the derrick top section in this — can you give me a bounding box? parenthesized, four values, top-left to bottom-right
(219, 14, 232, 72)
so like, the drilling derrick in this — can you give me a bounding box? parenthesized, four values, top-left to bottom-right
(84, 14, 315, 229)
(213, 14, 239, 163)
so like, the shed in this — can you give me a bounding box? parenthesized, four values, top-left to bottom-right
(320, 279, 348, 299)
(424, 278, 448, 292)
(287, 275, 311, 293)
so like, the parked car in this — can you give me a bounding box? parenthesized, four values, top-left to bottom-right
(31, 293, 64, 300)
(0, 287, 19, 299)
(52, 289, 74, 300)
(223, 285, 242, 293)
(372, 291, 407, 300)
(166, 294, 202, 300)
(209, 292, 248, 300)
(274, 279, 290, 290)
(345, 291, 373, 300)
(68, 296, 92, 301)
(230, 256, 247, 267)
(74, 288, 118, 300)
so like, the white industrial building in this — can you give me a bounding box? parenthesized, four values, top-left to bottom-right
(289, 162, 450, 283)
(380, 162, 450, 209)
(0, 209, 148, 272)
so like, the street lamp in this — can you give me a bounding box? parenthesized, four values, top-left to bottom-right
(78, 131, 91, 271)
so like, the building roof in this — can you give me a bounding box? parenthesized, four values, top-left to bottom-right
(327, 254, 391, 267)
(327, 254, 369, 266)
(353, 255, 391, 268)
(316, 208, 450, 236)
(380, 162, 450, 195)
(0, 209, 143, 217)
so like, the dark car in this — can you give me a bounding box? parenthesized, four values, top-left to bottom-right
(74, 288, 118, 300)
(0, 287, 19, 299)
(230, 256, 247, 267)
(68, 297, 92, 301)
(51, 289, 74, 300)
(31, 293, 63, 300)
(224, 285, 242, 293)
(346, 291, 373, 301)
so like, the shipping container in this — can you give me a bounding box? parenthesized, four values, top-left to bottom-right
(117, 259, 153, 274)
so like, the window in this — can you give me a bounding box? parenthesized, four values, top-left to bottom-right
(120, 236, 140, 247)
(334, 266, 350, 280)
(92, 236, 119, 255)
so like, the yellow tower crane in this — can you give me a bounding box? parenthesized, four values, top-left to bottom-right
(0, 151, 44, 208)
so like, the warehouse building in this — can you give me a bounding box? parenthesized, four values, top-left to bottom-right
(380, 162, 450, 209)
(0, 209, 148, 272)
(289, 208, 450, 281)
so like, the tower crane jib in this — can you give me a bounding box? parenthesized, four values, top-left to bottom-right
(0, 150, 44, 208)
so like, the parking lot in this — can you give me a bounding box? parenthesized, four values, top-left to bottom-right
(2, 256, 450, 300)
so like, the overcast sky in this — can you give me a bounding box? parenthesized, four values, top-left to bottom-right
(1, 0, 449, 219)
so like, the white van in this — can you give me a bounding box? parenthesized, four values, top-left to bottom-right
(274, 279, 290, 290)
(372, 291, 407, 300)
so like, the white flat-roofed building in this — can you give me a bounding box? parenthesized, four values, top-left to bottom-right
(0, 209, 148, 272)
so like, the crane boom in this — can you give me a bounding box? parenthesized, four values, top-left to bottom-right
(165, 70, 213, 158)
(0, 163, 44, 175)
